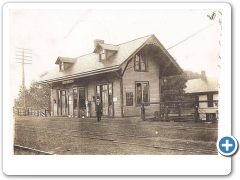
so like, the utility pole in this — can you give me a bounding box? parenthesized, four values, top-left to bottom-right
(15, 47, 32, 109)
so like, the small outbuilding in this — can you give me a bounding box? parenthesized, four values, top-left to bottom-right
(185, 71, 219, 121)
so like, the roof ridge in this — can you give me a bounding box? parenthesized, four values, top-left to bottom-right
(72, 34, 153, 59)
(99, 43, 119, 46)
(187, 77, 219, 81)
(59, 56, 77, 59)
(74, 52, 98, 59)
(99, 34, 153, 46)
(117, 34, 153, 46)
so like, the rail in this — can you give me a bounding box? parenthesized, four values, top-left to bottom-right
(14, 144, 55, 155)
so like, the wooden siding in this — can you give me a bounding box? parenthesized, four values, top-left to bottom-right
(51, 82, 86, 117)
(113, 79, 121, 117)
(51, 74, 122, 118)
(199, 95, 208, 108)
(86, 75, 122, 118)
(199, 93, 218, 108)
(122, 56, 161, 117)
(198, 93, 218, 120)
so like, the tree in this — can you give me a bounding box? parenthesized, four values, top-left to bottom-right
(27, 81, 51, 110)
(161, 74, 187, 102)
(14, 72, 51, 111)
(15, 85, 28, 107)
(161, 71, 201, 102)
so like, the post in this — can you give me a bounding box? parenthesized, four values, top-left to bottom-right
(178, 104, 181, 117)
(45, 109, 47, 117)
(141, 103, 145, 121)
(86, 100, 89, 117)
(164, 105, 168, 121)
(120, 77, 124, 118)
(22, 49, 25, 109)
(195, 105, 199, 122)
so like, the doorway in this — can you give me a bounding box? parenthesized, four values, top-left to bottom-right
(96, 83, 113, 117)
(57, 90, 68, 116)
(73, 87, 87, 118)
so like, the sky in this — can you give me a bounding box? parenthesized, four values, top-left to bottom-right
(9, 9, 222, 99)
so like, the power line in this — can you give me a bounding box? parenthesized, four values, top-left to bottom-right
(15, 58, 32, 61)
(167, 21, 218, 51)
(125, 20, 218, 72)
(16, 47, 32, 51)
(15, 62, 32, 64)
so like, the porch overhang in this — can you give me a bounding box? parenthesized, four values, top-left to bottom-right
(146, 43, 183, 77)
(36, 65, 120, 85)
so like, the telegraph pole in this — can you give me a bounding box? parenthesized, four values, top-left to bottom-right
(15, 48, 32, 109)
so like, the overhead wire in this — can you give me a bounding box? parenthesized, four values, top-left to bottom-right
(124, 20, 219, 71)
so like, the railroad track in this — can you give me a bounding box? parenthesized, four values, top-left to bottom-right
(15, 119, 218, 131)
(15, 124, 217, 143)
(15, 125, 217, 155)
(14, 144, 55, 155)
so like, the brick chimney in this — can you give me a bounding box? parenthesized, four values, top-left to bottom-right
(94, 39, 104, 49)
(201, 71, 206, 80)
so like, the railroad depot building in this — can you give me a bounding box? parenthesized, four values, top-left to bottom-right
(38, 34, 183, 118)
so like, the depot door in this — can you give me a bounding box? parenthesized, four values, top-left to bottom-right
(96, 83, 113, 117)
(78, 88, 86, 117)
(101, 85, 108, 116)
(73, 87, 86, 118)
(57, 90, 68, 116)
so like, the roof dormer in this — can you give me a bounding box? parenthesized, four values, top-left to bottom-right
(55, 57, 76, 71)
(93, 39, 119, 61)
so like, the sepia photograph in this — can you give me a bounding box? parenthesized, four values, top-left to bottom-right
(3, 2, 233, 176)
(11, 8, 221, 155)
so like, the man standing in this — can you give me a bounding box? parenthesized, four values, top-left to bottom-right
(96, 99, 102, 122)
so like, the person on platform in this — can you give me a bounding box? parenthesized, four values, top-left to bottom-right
(96, 99, 102, 122)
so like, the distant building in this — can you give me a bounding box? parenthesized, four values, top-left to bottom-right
(183, 70, 201, 80)
(37, 34, 183, 118)
(185, 71, 219, 121)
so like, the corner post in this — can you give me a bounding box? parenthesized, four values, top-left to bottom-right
(141, 103, 145, 121)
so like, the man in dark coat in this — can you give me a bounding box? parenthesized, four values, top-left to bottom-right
(96, 99, 102, 122)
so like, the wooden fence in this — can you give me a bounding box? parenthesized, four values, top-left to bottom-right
(141, 100, 218, 122)
(13, 107, 50, 117)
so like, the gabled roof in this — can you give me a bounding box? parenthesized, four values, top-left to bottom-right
(185, 77, 219, 94)
(55, 57, 77, 64)
(38, 34, 183, 83)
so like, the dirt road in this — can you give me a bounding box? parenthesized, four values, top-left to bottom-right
(14, 116, 218, 155)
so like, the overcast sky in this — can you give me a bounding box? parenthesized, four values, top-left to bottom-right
(10, 9, 222, 99)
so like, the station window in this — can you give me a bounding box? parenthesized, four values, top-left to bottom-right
(134, 53, 148, 72)
(100, 49, 106, 60)
(136, 82, 149, 105)
(60, 62, 64, 71)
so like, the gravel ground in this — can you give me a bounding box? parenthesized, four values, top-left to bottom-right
(14, 116, 218, 155)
